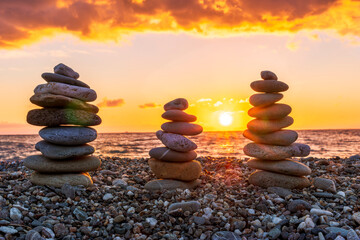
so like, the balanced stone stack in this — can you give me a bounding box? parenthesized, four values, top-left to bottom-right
(145, 98, 203, 191)
(24, 63, 102, 187)
(243, 71, 312, 189)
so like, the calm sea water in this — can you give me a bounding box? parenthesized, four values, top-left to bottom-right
(0, 130, 360, 162)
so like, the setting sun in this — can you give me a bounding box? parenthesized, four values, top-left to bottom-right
(219, 112, 233, 126)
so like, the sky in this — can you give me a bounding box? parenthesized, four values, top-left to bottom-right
(0, 0, 360, 134)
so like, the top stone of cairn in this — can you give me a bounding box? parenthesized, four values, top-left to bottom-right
(54, 63, 80, 79)
(164, 98, 188, 111)
(261, 70, 278, 80)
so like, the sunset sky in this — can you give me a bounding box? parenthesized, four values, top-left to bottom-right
(1, 0, 360, 134)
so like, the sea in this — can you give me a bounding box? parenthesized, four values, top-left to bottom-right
(0, 130, 360, 162)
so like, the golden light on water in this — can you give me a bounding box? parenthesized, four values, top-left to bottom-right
(219, 112, 233, 126)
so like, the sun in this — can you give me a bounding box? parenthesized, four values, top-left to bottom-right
(219, 112, 233, 126)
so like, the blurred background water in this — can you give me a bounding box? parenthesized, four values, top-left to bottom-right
(0, 129, 359, 162)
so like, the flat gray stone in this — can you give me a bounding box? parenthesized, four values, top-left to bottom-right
(249, 170, 311, 189)
(39, 127, 97, 145)
(243, 143, 311, 160)
(34, 82, 96, 102)
(149, 147, 197, 162)
(30, 93, 99, 113)
(247, 116, 293, 134)
(27, 108, 101, 127)
(42, 72, 88, 88)
(168, 201, 201, 215)
(24, 155, 101, 173)
(243, 129, 298, 146)
(161, 122, 203, 136)
(156, 130, 197, 152)
(144, 179, 201, 191)
(54, 63, 80, 79)
(251, 80, 289, 93)
(35, 140, 95, 159)
(249, 93, 283, 107)
(30, 172, 93, 187)
(247, 159, 311, 176)
(162, 110, 196, 122)
(248, 103, 292, 120)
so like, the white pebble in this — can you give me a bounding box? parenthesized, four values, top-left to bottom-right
(310, 208, 333, 216)
(10, 208, 22, 221)
(297, 222, 306, 231)
(343, 206, 352, 212)
(305, 217, 315, 228)
(334, 236, 345, 240)
(330, 221, 340, 227)
(337, 191, 345, 197)
(103, 193, 113, 201)
(127, 191, 134, 196)
(146, 217, 157, 227)
(272, 217, 282, 225)
(112, 179, 127, 186)
(248, 209, 255, 215)
(127, 207, 135, 214)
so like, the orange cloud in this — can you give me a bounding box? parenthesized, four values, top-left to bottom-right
(97, 98, 125, 107)
(1, 0, 360, 48)
(139, 103, 161, 109)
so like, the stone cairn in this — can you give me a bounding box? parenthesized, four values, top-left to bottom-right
(24, 63, 102, 187)
(243, 71, 312, 189)
(145, 98, 203, 191)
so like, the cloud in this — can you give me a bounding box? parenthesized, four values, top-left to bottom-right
(97, 98, 125, 107)
(139, 102, 161, 109)
(0, 0, 360, 48)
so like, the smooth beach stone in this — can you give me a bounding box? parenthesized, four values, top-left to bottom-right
(243, 143, 311, 160)
(144, 179, 201, 191)
(39, 127, 97, 145)
(34, 82, 96, 102)
(249, 93, 283, 107)
(30, 172, 93, 187)
(35, 141, 95, 159)
(247, 116, 294, 134)
(42, 72, 88, 88)
(261, 70, 278, 80)
(27, 108, 101, 126)
(164, 98, 188, 111)
(24, 155, 101, 173)
(156, 130, 197, 152)
(248, 104, 292, 120)
(54, 63, 80, 79)
(149, 147, 197, 162)
(243, 129, 298, 146)
(247, 159, 312, 176)
(30, 93, 99, 113)
(162, 110, 197, 122)
(251, 80, 289, 93)
(249, 170, 311, 189)
(148, 158, 202, 181)
(161, 122, 203, 136)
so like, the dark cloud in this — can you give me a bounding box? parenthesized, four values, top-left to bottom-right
(0, 0, 357, 48)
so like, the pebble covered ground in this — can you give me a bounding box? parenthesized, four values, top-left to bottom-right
(0, 155, 360, 240)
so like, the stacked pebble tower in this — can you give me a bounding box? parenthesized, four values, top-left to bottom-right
(243, 70, 312, 189)
(24, 63, 102, 187)
(145, 98, 203, 191)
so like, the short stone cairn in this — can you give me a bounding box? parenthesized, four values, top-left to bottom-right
(243, 71, 312, 189)
(24, 63, 101, 187)
(145, 98, 203, 191)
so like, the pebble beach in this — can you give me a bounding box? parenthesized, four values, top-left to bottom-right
(1, 155, 360, 240)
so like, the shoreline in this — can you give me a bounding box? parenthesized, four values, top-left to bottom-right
(0, 156, 359, 239)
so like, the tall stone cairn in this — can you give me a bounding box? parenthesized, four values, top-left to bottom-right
(145, 98, 203, 191)
(25, 63, 102, 187)
(243, 70, 312, 189)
